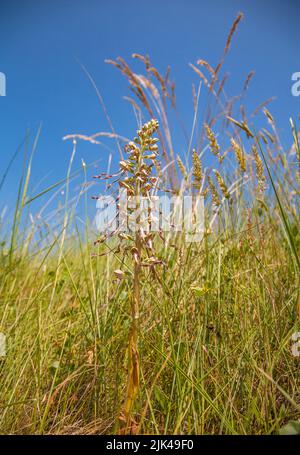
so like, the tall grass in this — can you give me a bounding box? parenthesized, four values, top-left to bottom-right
(0, 14, 299, 435)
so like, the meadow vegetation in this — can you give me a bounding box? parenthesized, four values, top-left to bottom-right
(0, 14, 299, 434)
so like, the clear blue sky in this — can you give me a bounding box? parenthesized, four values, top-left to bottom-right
(0, 0, 299, 217)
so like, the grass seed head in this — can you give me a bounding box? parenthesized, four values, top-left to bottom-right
(252, 145, 266, 191)
(231, 138, 246, 173)
(192, 149, 203, 189)
(208, 175, 221, 207)
(213, 169, 230, 199)
(205, 124, 221, 159)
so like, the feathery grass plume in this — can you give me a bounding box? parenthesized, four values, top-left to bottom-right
(196, 59, 216, 78)
(192, 149, 203, 189)
(211, 12, 243, 91)
(242, 70, 255, 93)
(217, 73, 229, 97)
(208, 175, 221, 207)
(259, 131, 268, 145)
(263, 108, 275, 125)
(251, 144, 266, 191)
(224, 12, 244, 56)
(231, 138, 246, 173)
(106, 56, 178, 189)
(261, 128, 275, 144)
(227, 116, 254, 139)
(204, 124, 221, 161)
(177, 155, 188, 181)
(213, 169, 230, 199)
(190, 64, 210, 88)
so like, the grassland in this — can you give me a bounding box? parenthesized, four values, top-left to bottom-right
(0, 16, 299, 434)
